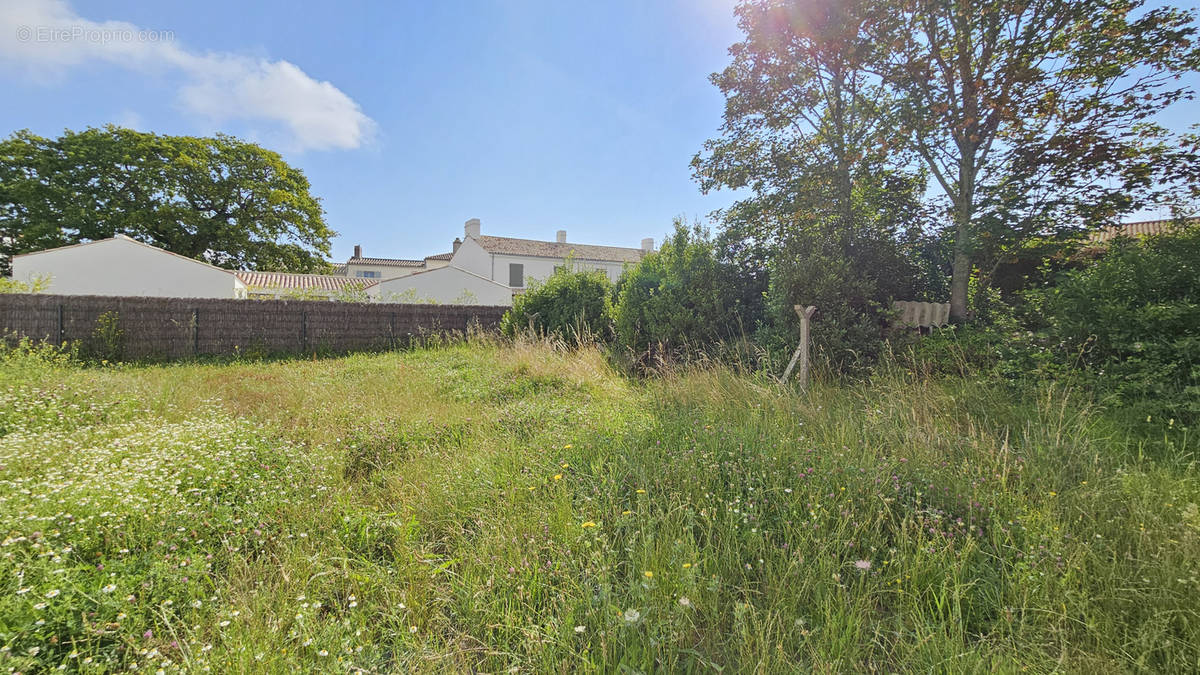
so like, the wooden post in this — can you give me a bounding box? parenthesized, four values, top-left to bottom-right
(781, 305, 817, 389)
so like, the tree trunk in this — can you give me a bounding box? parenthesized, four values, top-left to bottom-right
(949, 239, 971, 322)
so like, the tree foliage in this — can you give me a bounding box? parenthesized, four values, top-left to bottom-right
(501, 265, 615, 345)
(0, 126, 335, 275)
(693, 0, 943, 368)
(613, 222, 758, 358)
(697, 0, 1200, 329)
(873, 0, 1200, 318)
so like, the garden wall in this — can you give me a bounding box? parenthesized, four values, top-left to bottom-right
(0, 294, 507, 360)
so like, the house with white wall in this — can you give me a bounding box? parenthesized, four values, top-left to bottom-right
(11, 235, 247, 298)
(369, 265, 513, 305)
(446, 218, 651, 291)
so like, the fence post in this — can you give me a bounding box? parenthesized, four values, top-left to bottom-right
(57, 303, 65, 346)
(191, 308, 199, 356)
(781, 305, 817, 389)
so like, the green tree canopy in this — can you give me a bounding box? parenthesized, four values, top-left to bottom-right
(0, 126, 335, 275)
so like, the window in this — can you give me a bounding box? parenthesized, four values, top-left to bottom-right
(509, 263, 524, 287)
(355, 270, 381, 278)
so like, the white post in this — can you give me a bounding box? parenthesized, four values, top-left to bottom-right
(781, 305, 817, 389)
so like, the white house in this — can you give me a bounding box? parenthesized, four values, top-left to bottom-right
(11, 235, 247, 299)
(368, 265, 514, 306)
(447, 218, 651, 291)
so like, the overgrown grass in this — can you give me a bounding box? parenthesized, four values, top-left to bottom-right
(1, 338, 1197, 671)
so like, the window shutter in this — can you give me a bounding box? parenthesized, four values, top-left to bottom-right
(509, 263, 524, 287)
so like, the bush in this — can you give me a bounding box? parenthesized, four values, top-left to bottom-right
(1024, 226, 1200, 420)
(613, 222, 756, 359)
(759, 225, 931, 376)
(500, 266, 614, 345)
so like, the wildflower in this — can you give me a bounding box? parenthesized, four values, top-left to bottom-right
(854, 560, 871, 571)
(643, 571, 653, 579)
(102, 584, 117, 593)
(623, 608, 641, 623)
(581, 521, 597, 529)
(622, 510, 632, 515)
(349, 600, 358, 608)
(34, 602, 48, 610)
(219, 620, 231, 627)
(678, 596, 691, 607)
(318, 649, 329, 657)
(574, 625, 586, 633)
(528, 486, 536, 491)
(409, 625, 418, 633)
(564, 444, 573, 449)
(46, 588, 61, 598)
(16, 587, 30, 595)
(682, 563, 692, 569)
(636, 489, 646, 494)
(553, 474, 562, 481)
(561, 463, 569, 468)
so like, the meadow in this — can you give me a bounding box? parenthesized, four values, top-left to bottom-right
(1, 337, 1197, 672)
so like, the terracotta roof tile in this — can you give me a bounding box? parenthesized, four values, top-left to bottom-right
(235, 271, 375, 291)
(347, 256, 425, 267)
(1090, 217, 1197, 243)
(425, 251, 453, 261)
(474, 235, 646, 263)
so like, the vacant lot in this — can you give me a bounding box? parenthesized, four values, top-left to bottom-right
(1, 339, 1197, 672)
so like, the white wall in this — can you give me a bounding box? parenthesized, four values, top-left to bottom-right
(12, 237, 238, 298)
(493, 253, 627, 287)
(369, 265, 512, 306)
(448, 237, 492, 278)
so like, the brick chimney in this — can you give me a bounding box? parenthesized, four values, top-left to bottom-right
(641, 238, 654, 252)
(464, 218, 481, 238)
(452, 237, 461, 254)
(556, 230, 567, 243)
(353, 244, 362, 258)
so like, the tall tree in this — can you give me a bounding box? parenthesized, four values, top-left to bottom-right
(874, 0, 1200, 319)
(694, 0, 936, 367)
(0, 126, 335, 275)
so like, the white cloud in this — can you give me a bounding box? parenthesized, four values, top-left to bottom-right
(0, 0, 376, 151)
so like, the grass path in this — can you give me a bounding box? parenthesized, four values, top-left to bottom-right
(1, 340, 1198, 672)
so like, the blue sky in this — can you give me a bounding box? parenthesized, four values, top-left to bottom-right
(0, 0, 745, 261)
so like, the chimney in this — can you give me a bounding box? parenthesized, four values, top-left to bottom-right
(556, 230, 567, 243)
(353, 244, 362, 258)
(452, 237, 461, 254)
(464, 218, 481, 238)
(641, 237, 654, 252)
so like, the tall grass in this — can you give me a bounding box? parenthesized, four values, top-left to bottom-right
(1, 339, 1196, 671)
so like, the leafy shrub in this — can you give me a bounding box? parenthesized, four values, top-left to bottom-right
(613, 222, 756, 359)
(759, 225, 931, 376)
(0, 275, 50, 294)
(1024, 226, 1200, 420)
(500, 265, 614, 345)
(89, 310, 124, 362)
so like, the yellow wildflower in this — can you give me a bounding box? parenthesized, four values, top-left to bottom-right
(581, 521, 597, 529)
(643, 571, 653, 579)
(554, 474, 562, 481)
